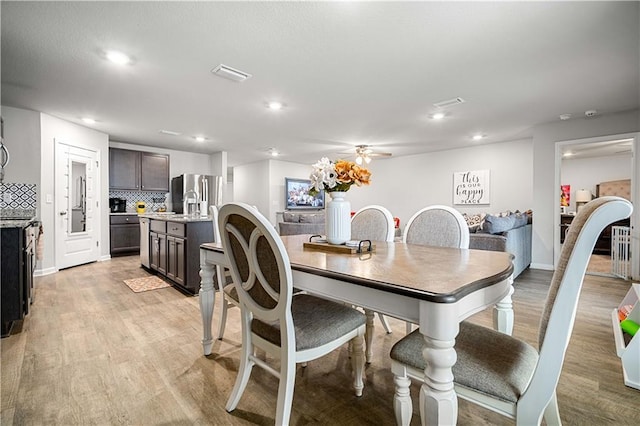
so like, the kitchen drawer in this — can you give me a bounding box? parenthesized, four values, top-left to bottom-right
(110, 214, 138, 225)
(150, 220, 166, 233)
(166, 222, 185, 237)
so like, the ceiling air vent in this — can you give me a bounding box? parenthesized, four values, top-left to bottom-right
(433, 97, 465, 108)
(211, 64, 252, 82)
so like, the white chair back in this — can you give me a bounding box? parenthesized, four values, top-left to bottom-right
(351, 205, 395, 242)
(403, 205, 469, 248)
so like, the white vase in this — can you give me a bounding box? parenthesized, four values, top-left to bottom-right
(326, 191, 351, 245)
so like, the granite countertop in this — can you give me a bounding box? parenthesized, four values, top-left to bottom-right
(0, 217, 38, 228)
(139, 213, 213, 223)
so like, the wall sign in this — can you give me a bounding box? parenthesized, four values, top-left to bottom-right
(453, 170, 490, 205)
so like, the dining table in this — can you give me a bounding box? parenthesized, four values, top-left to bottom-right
(199, 234, 514, 426)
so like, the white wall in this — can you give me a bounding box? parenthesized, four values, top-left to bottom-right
(346, 138, 534, 229)
(532, 109, 639, 269)
(561, 154, 632, 212)
(233, 160, 270, 216)
(40, 113, 110, 274)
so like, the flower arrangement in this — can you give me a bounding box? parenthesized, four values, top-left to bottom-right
(309, 157, 371, 195)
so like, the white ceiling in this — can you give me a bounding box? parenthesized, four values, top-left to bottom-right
(1, 1, 638, 167)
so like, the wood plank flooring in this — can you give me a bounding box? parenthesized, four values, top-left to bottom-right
(2, 256, 639, 425)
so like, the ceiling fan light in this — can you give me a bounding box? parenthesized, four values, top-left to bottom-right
(355, 156, 363, 165)
(364, 156, 371, 164)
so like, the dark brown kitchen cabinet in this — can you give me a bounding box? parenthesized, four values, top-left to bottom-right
(167, 236, 185, 286)
(140, 152, 170, 191)
(109, 148, 169, 192)
(144, 219, 212, 295)
(109, 148, 140, 190)
(109, 214, 140, 255)
(150, 231, 167, 275)
(2, 221, 37, 337)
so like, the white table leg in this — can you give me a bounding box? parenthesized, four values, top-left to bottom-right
(418, 334, 458, 426)
(349, 333, 365, 397)
(364, 309, 375, 364)
(199, 255, 216, 356)
(493, 276, 514, 335)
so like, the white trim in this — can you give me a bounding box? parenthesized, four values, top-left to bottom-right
(33, 267, 58, 277)
(530, 263, 554, 271)
(99, 255, 111, 262)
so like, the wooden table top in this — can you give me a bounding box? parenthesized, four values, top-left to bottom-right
(201, 234, 514, 303)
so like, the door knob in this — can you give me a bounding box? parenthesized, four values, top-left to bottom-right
(59, 211, 67, 216)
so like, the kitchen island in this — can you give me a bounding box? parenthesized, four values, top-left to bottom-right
(139, 213, 214, 295)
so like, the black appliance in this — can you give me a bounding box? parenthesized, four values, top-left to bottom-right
(109, 197, 126, 213)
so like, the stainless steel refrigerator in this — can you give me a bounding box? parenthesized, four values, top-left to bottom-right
(171, 174, 223, 214)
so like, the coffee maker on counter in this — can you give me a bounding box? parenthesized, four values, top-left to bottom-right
(109, 197, 127, 213)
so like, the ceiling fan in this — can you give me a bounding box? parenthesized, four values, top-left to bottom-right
(354, 145, 392, 165)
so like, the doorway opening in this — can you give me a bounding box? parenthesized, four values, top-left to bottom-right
(555, 133, 638, 280)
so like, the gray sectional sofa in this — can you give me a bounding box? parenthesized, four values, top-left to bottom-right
(278, 211, 325, 236)
(465, 211, 532, 279)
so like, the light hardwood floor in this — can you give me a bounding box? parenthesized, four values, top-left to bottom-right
(2, 256, 639, 425)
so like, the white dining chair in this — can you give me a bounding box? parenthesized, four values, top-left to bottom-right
(402, 205, 470, 333)
(220, 202, 367, 425)
(390, 197, 633, 426)
(351, 205, 395, 363)
(402, 204, 469, 248)
(210, 205, 239, 341)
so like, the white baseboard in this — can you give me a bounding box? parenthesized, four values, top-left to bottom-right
(34, 267, 58, 277)
(99, 255, 111, 262)
(530, 263, 554, 271)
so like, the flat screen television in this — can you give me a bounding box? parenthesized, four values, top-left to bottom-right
(285, 177, 325, 210)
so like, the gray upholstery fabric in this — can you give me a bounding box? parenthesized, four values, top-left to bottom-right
(252, 294, 366, 351)
(405, 209, 463, 247)
(538, 198, 607, 345)
(351, 209, 392, 241)
(299, 213, 324, 223)
(390, 322, 538, 403)
(227, 213, 280, 309)
(469, 224, 532, 279)
(278, 221, 325, 236)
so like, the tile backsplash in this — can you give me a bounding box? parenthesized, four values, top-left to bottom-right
(0, 183, 37, 218)
(109, 190, 169, 212)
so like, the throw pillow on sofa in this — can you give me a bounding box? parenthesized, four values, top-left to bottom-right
(462, 212, 485, 233)
(481, 214, 516, 234)
(299, 213, 324, 224)
(283, 212, 300, 222)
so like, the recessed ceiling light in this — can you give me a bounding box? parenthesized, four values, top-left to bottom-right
(559, 114, 572, 121)
(269, 148, 279, 157)
(472, 134, 484, 141)
(159, 129, 181, 136)
(431, 112, 445, 120)
(194, 136, 206, 142)
(563, 152, 574, 157)
(106, 50, 131, 65)
(267, 101, 284, 110)
(82, 117, 96, 124)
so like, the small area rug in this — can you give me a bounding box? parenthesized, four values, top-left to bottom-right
(123, 276, 171, 293)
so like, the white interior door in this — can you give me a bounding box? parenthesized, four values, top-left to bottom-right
(55, 141, 99, 269)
